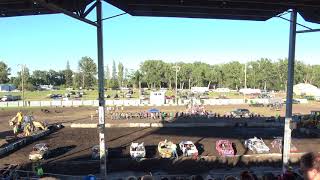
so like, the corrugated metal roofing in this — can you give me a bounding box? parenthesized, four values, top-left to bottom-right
(0, 0, 319, 23)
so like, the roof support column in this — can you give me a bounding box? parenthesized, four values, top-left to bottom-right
(96, 0, 107, 178)
(282, 9, 297, 172)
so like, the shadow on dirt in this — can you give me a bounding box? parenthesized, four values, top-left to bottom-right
(0, 130, 13, 140)
(47, 145, 77, 160)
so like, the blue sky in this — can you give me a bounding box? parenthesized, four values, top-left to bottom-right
(0, 2, 319, 76)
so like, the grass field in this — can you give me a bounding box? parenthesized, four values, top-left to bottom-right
(0, 89, 297, 101)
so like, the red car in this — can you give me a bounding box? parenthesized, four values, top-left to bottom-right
(216, 140, 235, 156)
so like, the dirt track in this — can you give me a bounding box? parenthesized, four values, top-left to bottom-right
(1, 127, 320, 174)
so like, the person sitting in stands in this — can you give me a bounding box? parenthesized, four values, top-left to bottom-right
(240, 171, 257, 180)
(300, 152, 320, 180)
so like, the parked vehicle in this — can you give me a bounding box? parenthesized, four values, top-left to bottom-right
(158, 140, 178, 159)
(91, 145, 108, 159)
(126, 93, 132, 98)
(216, 140, 235, 156)
(179, 141, 198, 157)
(29, 143, 50, 161)
(230, 109, 250, 117)
(283, 99, 300, 104)
(1, 95, 21, 102)
(271, 137, 298, 153)
(244, 137, 270, 154)
(48, 94, 63, 99)
(130, 142, 146, 159)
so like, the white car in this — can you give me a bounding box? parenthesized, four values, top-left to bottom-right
(29, 143, 50, 161)
(92, 145, 108, 160)
(179, 141, 198, 157)
(130, 142, 146, 159)
(244, 137, 270, 154)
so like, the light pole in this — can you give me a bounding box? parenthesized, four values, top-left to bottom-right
(244, 63, 253, 89)
(244, 63, 247, 89)
(172, 64, 180, 104)
(18, 64, 25, 106)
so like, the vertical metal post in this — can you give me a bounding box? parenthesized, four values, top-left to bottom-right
(282, 9, 297, 172)
(175, 65, 178, 104)
(172, 64, 180, 104)
(96, 0, 107, 178)
(244, 63, 247, 89)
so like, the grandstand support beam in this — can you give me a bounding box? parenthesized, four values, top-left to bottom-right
(297, 29, 320, 33)
(34, 0, 97, 27)
(282, 9, 297, 172)
(96, 0, 107, 178)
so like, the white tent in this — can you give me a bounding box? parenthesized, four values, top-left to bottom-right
(293, 83, 320, 96)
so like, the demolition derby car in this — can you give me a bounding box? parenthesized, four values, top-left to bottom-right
(216, 140, 235, 156)
(130, 142, 146, 159)
(271, 137, 298, 153)
(29, 143, 50, 161)
(91, 145, 108, 159)
(244, 137, 270, 154)
(179, 141, 198, 157)
(158, 140, 178, 159)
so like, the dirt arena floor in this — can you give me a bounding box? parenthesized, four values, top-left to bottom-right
(1, 103, 320, 175)
(1, 126, 320, 174)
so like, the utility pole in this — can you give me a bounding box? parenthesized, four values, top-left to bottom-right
(244, 63, 247, 89)
(172, 64, 180, 104)
(18, 64, 25, 107)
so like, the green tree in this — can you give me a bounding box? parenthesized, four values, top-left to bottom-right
(141, 60, 166, 88)
(73, 72, 82, 88)
(30, 70, 48, 86)
(0, 61, 10, 83)
(14, 66, 35, 91)
(78, 56, 97, 89)
(110, 60, 119, 89)
(105, 65, 111, 88)
(118, 62, 124, 87)
(64, 61, 73, 87)
(131, 70, 143, 89)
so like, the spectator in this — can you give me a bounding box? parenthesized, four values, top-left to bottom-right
(300, 152, 320, 180)
(191, 175, 203, 180)
(262, 173, 275, 180)
(240, 171, 256, 180)
(225, 175, 238, 180)
(142, 176, 154, 180)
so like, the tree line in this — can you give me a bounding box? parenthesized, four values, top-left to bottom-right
(0, 57, 320, 91)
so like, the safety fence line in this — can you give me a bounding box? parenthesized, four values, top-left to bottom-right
(0, 169, 103, 180)
(40, 152, 307, 166)
(0, 98, 308, 108)
(0, 167, 295, 180)
(68, 122, 284, 128)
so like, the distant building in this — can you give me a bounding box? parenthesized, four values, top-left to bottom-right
(0, 84, 16, 92)
(39, 85, 54, 90)
(239, 88, 261, 95)
(191, 87, 209, 94)
(150, 91, 165, 105)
